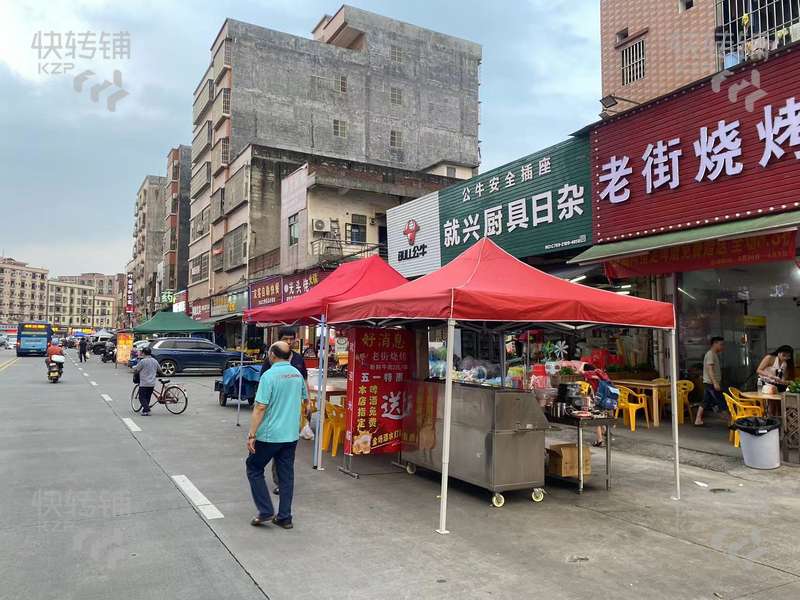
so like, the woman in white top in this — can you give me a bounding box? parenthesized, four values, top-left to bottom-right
(756, 345, 794, 391)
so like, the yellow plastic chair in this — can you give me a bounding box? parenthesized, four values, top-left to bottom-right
(676, 380, 695, 425)
(723, 392, 764, 448)
(576, 381, 592, 396)
(729, 386, 766, 413)
(651, 377, 671, 419)
(615, 386, 650, 432)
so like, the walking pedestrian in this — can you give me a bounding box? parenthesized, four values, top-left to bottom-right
(246, 341, 307, 529)
(259, 327, 309, 495)
(133, 346, 161, 416)
(78, 337, 88, 363)
(695, 336, 726, 427)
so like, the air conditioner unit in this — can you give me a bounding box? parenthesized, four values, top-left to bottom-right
(312, 219, 330, 233)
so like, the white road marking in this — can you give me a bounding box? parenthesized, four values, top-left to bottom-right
(101, 394, 113, 402)
(90, 381, 97, 386)
(78, 367, 83, 371)
(83, 372, 89, 377)
(171, 475, 224, 520)
(121, 418, 141, 432)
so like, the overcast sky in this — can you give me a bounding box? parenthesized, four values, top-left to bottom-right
(0, 0, 600, 276)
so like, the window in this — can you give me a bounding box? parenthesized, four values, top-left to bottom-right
(333, 119, 347, 138)
(338, 75, 347, 93)
(621, 38, 646, 86)
(223, 224, 247, 271)
(446, 166, 457, 178)
(390, 87, 402, 106)
(390, 45, 402, 63)
(679, 0, 693, 10)
(346, 214, 367, 244)
(288, 213, 300, 246)
(615, 28, 629, 44)
(190, 253, 209, 284)
(390, 130, 403, 149)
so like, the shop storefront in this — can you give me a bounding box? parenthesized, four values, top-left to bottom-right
(208, 289, 249, 349)
(572, 45, 800, 389)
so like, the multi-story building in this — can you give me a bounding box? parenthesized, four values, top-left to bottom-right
(55, 273, 123, 297)
(599, 0, 800, 112)
(161, 146, 192, 296)
(0, 258, 49, 323)
(189, 6, 482, 308)
(93, 295, 116, 329)
(46, 281, 95, 329)
(131, 175, 168, 321)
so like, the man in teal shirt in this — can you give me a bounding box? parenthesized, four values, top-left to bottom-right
(246, 341, 307, 529)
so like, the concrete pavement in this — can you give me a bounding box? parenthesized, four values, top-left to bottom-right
(2, 348, 800, 600)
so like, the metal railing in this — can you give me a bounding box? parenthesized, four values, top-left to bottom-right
(190, 162, 211, 198)
(716, 0, 800, 68)
(192, 79, 214, 125)
(191, 120, 212, 162)
(212, 88, 231, 128)
(213, 39, 232, 82)
(310, 238, 385, 262)
(211, 137, 230, 175)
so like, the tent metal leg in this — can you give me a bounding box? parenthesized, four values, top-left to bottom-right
(670, 327, 681, 501)
(236, 320, 245, 428)
(313, 319, 329, 470)
(338, 454, 360, 479)
(436, 318, 456, 535)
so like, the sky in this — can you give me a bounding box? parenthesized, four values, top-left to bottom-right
(0, 0, 600, 277)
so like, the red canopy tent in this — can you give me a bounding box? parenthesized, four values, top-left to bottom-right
(244, 255, 407, 325)
(327, 239, 680, 533)
(242, 255, 407, 469)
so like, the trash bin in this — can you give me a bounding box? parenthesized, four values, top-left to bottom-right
(734, 417, 781, 470)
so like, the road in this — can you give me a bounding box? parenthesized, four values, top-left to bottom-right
(2, 349, 800, 600)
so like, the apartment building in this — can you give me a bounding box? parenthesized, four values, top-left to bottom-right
(189, 6, 481, 307)
(131, 175, 168, 321)
(160, 146, 192, 295)
(55, 272, 122, 297)
(46, 281, 95, 329)
(600, 0, 800, 111)
(0, 258, 48, 322)
(93, 295, 116, 329)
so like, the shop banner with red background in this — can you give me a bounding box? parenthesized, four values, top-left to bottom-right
(591, 49, 800, 244)
(401, 380, 439, 453)
(344, 327, 414, 456)
(191, 298, 210, 321)
(282, 269, 328, 303)
(605, 231, 797, 278)
(249, 276, 283, 309)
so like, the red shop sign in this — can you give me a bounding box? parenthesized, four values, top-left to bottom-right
(282, 269, 328, 303)
(249, 276, 282, 308)
(605, 231, 797, 279)
(191, 298, 210, 321)
(592, 49, 800, 243)
(344, 327, 414, 456)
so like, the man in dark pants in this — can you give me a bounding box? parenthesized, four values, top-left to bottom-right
(78, 337, 88, 362)
(695, 336, 726, 426)
(259, 327, 308, 495)
(247, 341, 307, 529)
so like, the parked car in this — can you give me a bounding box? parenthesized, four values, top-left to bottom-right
(0, 335, 9, 349)
(91, 334, 114, 355)
(148, 337, 241, 376)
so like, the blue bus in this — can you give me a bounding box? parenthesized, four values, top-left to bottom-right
(16, 321, 52, 357)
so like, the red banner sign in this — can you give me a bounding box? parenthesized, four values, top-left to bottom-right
(344, 327, 414, 456)
(249, 276, 283, 309)
(402, 380, 438, 452)
(592, 49, 800, 243)
(191, 298, 210, 321)
(605, 231, 797, 279)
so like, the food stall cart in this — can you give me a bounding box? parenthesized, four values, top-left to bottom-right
(327, 238, 678, 534)
(242, 256, 407, 468)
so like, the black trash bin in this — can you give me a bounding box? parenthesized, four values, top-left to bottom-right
(733, 417, 781, 469)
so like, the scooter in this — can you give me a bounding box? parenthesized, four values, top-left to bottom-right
(101, 345, 116, 363)
(47, 355, 65, 383)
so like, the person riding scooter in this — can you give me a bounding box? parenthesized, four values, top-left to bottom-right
(45, 342, 65, 375)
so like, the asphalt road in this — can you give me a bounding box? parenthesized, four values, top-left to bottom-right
(3, 348, 800, 600)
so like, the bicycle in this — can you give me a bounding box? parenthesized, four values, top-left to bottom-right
(130, 378, 188, 415)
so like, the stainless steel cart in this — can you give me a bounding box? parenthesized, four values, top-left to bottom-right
(402, 381, 549, 507)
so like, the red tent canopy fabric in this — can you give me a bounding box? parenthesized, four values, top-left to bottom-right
(244, 256, 407, 325)
(327, 238, 675, 329)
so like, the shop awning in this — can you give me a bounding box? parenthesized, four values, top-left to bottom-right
(569, 212, 800, 265)
(133, 311, 214, 334)
(201, 313, 243, 324)
(244, 256, 407, 325)
(327, 238, 675, 329)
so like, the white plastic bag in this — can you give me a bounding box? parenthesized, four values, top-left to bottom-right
(300, 424, 315, 440)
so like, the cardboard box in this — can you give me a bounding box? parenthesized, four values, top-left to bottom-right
(546, 443, 591, 478)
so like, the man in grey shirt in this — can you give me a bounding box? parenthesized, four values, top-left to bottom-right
(133, 346, 161, 416)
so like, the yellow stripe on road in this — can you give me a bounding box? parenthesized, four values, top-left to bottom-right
(0, 358, 19, 372)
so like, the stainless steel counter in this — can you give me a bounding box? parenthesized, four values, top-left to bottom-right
(402, 380, 548, 504)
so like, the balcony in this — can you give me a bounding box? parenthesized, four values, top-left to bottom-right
(310, 238, 385, 263)
(192, 120, 212, 163)
(213, 39, 232, 83)
(192, 72, 214, 125)
(211, 137, 230, 175)
(190, 162, 211, 199)
(212, 88, 231, 129)
(210, 187, 225, 224)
